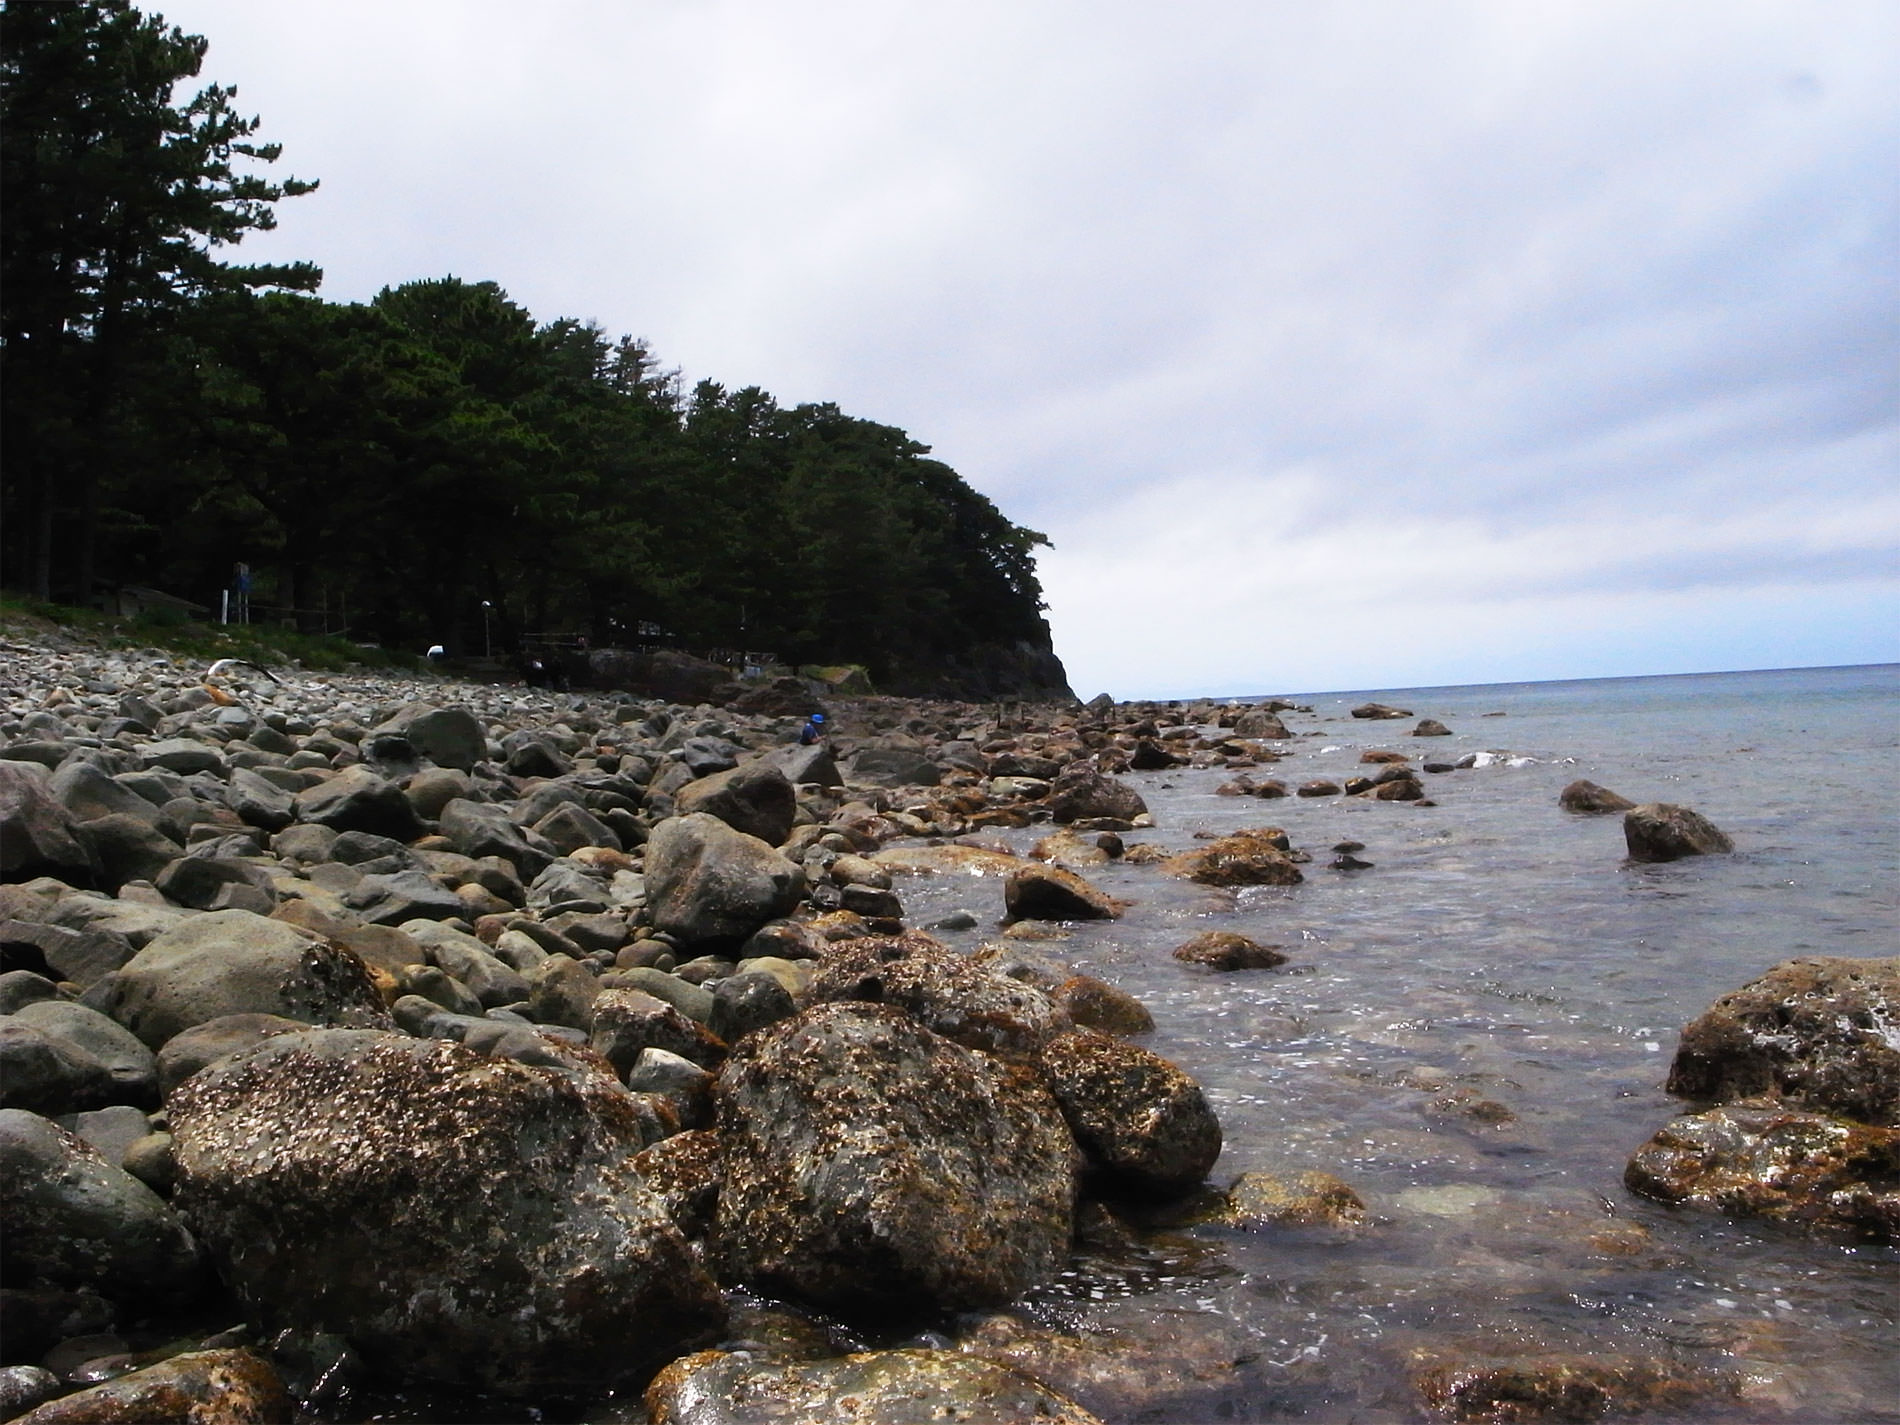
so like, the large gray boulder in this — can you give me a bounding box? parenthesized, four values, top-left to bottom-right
(0, 762, 100, 887)
(436, 798, 555, 880)
(676, 761, 797, 847)
(645, 813, 805, 945)
(0, 1108, 202, 1304)
(847, 746, 943, 789)
(292, 765, 424, 842)
(711, 1002, 1076, 1313)
(169, 1029, 725, 1393)
(371, 704, 488, 771)
(82, 909, 391, 1050)
(9, 1000, 158, 1107)
(47, 762, 161, 825)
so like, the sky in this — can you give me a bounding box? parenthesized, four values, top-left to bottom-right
(155, 0, 1898, 699)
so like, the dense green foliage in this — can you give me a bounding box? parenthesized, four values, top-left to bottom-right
(1, 0, 1059, 690)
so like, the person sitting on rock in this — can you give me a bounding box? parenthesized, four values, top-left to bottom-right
(799, 712, 827, 745)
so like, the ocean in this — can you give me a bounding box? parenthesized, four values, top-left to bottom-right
(889, 663, 1900, 1422)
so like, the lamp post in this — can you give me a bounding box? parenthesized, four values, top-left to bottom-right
(481, 601, 492, 659)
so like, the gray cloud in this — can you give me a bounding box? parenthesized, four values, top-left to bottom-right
(160, 0, 1900, 694)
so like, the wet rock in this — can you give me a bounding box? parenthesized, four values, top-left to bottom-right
(626, 1048, 717, 1131)
(169, 1028, 724, 1393)
(1625, 1102, 1898, 1237)
(7, 1348, 293, 1425)
(1232, 706, 1290, 739)
(1296, 779, 1342, 797)
(1171, 931, 1286, 972)
(1161, 831, 1303, 887)
(872, 843, 1024, 878)
(1664, 955, 1900, 1125)
(1622, 802, 1733, 861)
(1051, 974, 1155, 1036)
(1002, 864, 1124, 923)
(1412, 718, 1452, 736)
(711, 1003, 1076, 1312)
(1410, 1350, 1734, 1423)
(807, 931, 1069, 1061)
(1039, 1028, 1221, 1197)
(0, 1364, 61, 1419)
(645, 813, 806, 945)
(1558, 779, 1635, 814)
(710, 970, 798, 1043)
(1351, 702, 1412, 719)
(82, 910, 390, 1050)
(0, 1109, 202, 1305)
(646, 1347, 1102, 1425)
(1045, 765, 1148, 824)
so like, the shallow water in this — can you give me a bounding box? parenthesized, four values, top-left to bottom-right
(895, 664, 1900, 1422)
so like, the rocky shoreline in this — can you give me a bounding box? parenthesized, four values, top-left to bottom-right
(2, 627, 1894, 1423)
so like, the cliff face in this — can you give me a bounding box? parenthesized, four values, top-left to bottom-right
(880, 636, 1076, 703)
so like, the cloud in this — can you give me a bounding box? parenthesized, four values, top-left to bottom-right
(159, 0, 1900, 693)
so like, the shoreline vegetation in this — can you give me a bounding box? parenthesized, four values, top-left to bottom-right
(2, 616, 1895, 1423)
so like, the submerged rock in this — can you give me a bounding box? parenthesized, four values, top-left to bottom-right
(168, 1028, 725, 1393)
(646, 1348, 1102, 1425)
(1170, 930, 1288, 971)
(1161, 831, 1303, 887)
(8, 1348, 292, 1425)
(1410, 1350, 1734, 1423)
(1003, 864, 1125, 923)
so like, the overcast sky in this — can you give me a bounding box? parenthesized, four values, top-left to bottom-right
(157, 0, 1898, 698)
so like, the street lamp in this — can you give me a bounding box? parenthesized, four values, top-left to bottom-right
(481, 601, 492, 659)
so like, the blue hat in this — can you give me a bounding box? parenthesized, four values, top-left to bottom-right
(811, 713, 825, 722)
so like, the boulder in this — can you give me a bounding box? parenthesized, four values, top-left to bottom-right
(168, 1028, 726, 1393)
(1002, 865, 1124, 924)
(847, 746, 942, 789)
(1050, 975, 1154, 1036)
(1214, 1169, 1366, 1229)
(1350, 703, 1411, 719)
(501, 729, 571, 779)
(1232, 707, 1290, 740)
(1411, 718, 1452, 736)
(1559, 779, 1635, 814)
(1625, 1103, 1898, 1238)
(1411, 1351, 1733, 1424)
(0, 1108, 202, 1304)
(436, 798, 555, 880)
(80, 813, 185, 890)
(1171, 931, 1288, 971)
(645, 1348, 1102, 1425)
(1045, 766, 1148, 825)
(82, 909, 391, 1050)
(590, 988, 727, 1074)
(1, 762, 100, 887)
(1161, 832, 1304, 887)
(806, 931, 1069, 1061)
(370, 704, 487, 770)
(225, 768, 298, 832)
(154, 1013, 307, 1096)
(1038, 1028, 1222, 1197)
(1623, 803, 1733, 862)
(531, 802, 621, 856)
(761, 741, 843, 789)
(711, 1003, 1076, 1312)
(5, 1348, 292, 1425)
(676, 762, 797, 847)
(292, 766, 424, 842)
(0, 919, 135, 990)
(0, 1020, 117, 1114)
(47, 762, 160, 825)
(1664, 956, 1900, 1125)
(645, 813, 805, 945)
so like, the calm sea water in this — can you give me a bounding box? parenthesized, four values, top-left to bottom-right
(894, 663, 1900, 1423)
